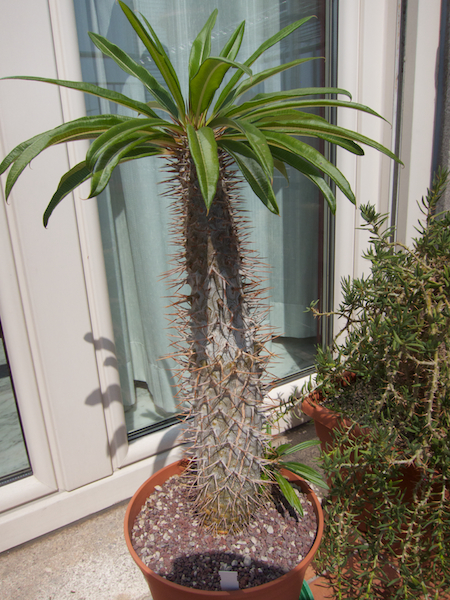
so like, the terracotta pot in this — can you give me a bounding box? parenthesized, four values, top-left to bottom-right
(302, 396, 426, 506)
(124, 459, 324, 600)
(301, 395, 367, 453)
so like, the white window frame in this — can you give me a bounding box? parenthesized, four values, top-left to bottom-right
(335, 0, 441, 289)
(0, 185, 57, 513)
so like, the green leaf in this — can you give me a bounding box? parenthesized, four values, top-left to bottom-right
(216, 117, 273, 180)
(138, 11, 187, 113)
(281, 461, 329, 490)
(88, 31, 179, 119)
(314, 134, 364, 156)
(190, 57, 251, 121)
(3, 115, 135, 199)
(189, 9, 218, 79)
(273, 443, 292, 456)
(219, 21, 245, 60)
(219, 140, 279, 214)
(118, 1, 185, 118)
(299, 581, 315, 600)
(241, 98, 384, 122)
(116, 143, 165, 163)
(221, 87, 353, 118)
(272, 471, 304, 516)
(245, 15, 315, 67)
(271, 144, 353, 212)
(213, 15, 315, 114)
(44, 144, 164, 226)
(248, 108, 328, 124)
(90, 131, 171, 175)
(266, 131, 355, 205)
(43, 162, 91, 227)
(232, 57, 319, 101)
(137, 13, 165, 53)
(186, 124, 219, 209)
(86, 117, 176, 170)
(259, 114, 402, 164)
(273, 158, 289, 182)
(306, 174, 336, 213)
(282, 439, 321, 455)
(0, 136, 40, 176)
(89, 136, 151, 197)
(139, 9, 187, 101)
(1, 75, 158, 117)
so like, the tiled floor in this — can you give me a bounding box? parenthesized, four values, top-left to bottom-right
(305, 566, 335, 599)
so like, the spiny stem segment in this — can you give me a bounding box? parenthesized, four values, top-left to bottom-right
(165, 146, 272, 532)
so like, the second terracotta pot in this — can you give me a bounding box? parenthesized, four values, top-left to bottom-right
(302, 395, 425, 505)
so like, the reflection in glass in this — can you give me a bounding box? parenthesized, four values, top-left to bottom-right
(0, 323, 31, 485)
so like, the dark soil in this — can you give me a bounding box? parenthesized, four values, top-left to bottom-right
(131, 474, 318, 591)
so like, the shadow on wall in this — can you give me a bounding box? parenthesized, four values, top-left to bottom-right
(82, 332, 187, 464)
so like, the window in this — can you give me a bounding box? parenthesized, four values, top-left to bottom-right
(74, 0, 333, 437)
(0, 320, 32, 485)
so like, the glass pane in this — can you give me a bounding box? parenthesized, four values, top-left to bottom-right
(0, 322, 32, 485)
(74, 0, 330, 435)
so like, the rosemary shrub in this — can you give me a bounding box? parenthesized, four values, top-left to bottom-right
(310, 170, 450, 599)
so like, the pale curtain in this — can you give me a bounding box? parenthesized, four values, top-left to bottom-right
(74, 0, 324, 430)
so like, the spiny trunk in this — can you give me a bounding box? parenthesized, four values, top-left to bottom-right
(166, 147, 270, 532)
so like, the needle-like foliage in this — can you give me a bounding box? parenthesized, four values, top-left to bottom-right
(309, 170, 450, 598)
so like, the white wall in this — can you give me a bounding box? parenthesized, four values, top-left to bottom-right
(0, 0, 111, 500)
(334, 0, 441, 291)
(396, 0, 442, 245)
(0, 0, 185, 552)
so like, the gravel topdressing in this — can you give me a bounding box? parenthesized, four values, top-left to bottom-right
(131, 474, 318, 591)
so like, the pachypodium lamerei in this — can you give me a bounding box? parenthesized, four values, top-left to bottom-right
(0, 2, 400, 532)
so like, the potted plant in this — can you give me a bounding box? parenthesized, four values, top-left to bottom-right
(300, 171, 450, 598)
(0, 3, 400, 597)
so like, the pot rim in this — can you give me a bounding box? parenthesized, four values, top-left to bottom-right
(124, 459, 324, 597)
